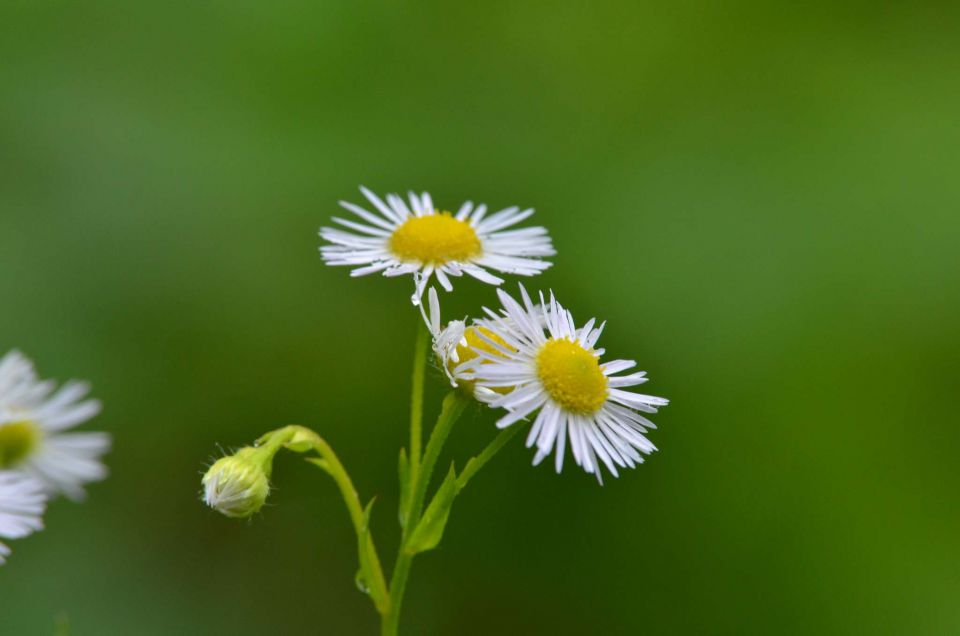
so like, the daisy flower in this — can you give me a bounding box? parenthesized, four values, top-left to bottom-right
(0, 350, 110, 500)
(460, 285, 669, 483)
(0, 471, 46, 564)
(320, 186, 555, 303)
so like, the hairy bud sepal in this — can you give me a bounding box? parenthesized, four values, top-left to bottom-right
(202, 448, 272, 519)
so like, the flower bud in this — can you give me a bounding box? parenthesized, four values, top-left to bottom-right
(202, 448, 271, 518)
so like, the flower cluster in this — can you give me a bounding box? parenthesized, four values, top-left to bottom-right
(0, 350, 110, 564)
(325, 186, 668, 483)
(202, 185, 671, 635)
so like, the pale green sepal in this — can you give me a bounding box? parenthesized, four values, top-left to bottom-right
(283, 426, 322, 453)
(405, 463, 458, 555)
(357, 498, 390, 614)
(398, 447, 411, 528)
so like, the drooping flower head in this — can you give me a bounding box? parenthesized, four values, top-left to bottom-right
(460, 285, 668, 483)
(0, 471, 46, 564)
(320, 187, 555, 304)
(0, 351, 110, 500)
(419, 287, 515, 402)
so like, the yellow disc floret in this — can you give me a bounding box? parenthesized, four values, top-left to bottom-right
(389, 213, 482, 265)
(447, 326, 514, 396)
(536, 339, 608, 414)
(456, 326, 509, 367)
(0, 420, 40, 468)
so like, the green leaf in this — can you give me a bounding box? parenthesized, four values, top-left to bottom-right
(356, 498, 389, 613)
(398, 447, 411, 528)
(405, 463, 458, 555)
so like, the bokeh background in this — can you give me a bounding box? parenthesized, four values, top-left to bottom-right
(2, 2, 958, 634)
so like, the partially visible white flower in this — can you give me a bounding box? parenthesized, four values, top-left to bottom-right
(0, 351, 110, 500)
(320, 186, 555, 304)
(419, 287, 517, 403)
(419, 287, 468, 388)
(0, 471, 46, 565)
(461, 285, 669, 483)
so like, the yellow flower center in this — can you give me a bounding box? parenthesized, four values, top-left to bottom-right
(389, 213, 482, 265)
(0, 420, 40, 468)
(536, 339, 608, 414)
(457, 326, 508, 367)
(446, 326, 514, 396)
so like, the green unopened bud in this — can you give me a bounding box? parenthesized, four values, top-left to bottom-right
(202, 448, 271, 518)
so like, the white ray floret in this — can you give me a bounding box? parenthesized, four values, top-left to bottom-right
(460, 285, 669, 483)
(320, 186, 555, 304)
(0, 471, 47, 564)
(0, 351, 111, 500)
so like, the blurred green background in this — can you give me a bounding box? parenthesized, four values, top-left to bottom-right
(2, 1, 958, 634)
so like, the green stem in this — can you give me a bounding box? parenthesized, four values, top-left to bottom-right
(300, 431, 391, 615)
(306, 435, 366, 534)
(384, 391, 469, 636)
(382, 551, 413, 636)
(258, 425, 389, 613)
(260, 426, 367, 535)
(409, 320, 429, 470)
(457, 424, 523, 491)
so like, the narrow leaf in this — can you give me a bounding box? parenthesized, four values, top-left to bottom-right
(406, 463, 458, 555)
(357, 498, 390, 613)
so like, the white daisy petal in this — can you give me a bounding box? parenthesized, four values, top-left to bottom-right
(408, 191, 424, 216)
(384, 264, 421, 277)
(360, 185, 402, 223)
(386, 193, 413, 220)
(350, 262, 393, 277)
(495, 399, 543, 429)
(331, 217, 393, 237)
(554, 415, 568, 473)
(461, 265, 505, 286)
(601, 360, 636, 375)
(526, 406, 551, 449)
(427, 287, 442, 335)
(455, 201, 474, 221)
(0, 471, 46, 564)
(434, 268, 453, 292)
(338, 200, 398, 231)
(607, 372, 650, 388)
(469, 204, 488, 225)
(608, 389, 670, 412)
